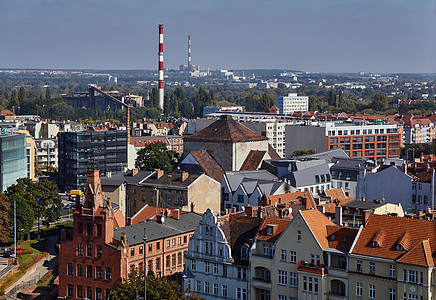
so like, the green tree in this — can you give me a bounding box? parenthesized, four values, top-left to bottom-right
(328, 88, 336, 106)
(372, 93, 388, 111)
(309, 95, 317, 111)
(49, 102, 74, 120)
(150, 87, 159, 108)
(292, 149, 316, 157)
(9, 193, 34, 239)
(45, 87, 51, 100)
(0, 194, 12, 243)
(111, 270, 203, 300)
(18, 86, 26, 101)
(135, 142, 178, 172)
(3, 87, 9, 100)
(34, 179, 63, 224)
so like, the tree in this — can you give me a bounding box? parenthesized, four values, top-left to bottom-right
(309, 95, 317, 111)
(135, 142, 178, 172)
(0, 194, 11, 243)
(9, 193, 34, 239)
(111, 270, 203, 300)
(45, 87, 51, 100)
(49, 102, 74, 120)
(372, 93, 388, 111)
(328, 88, 336, 106)
(18, 86, 26, 101)
(292, 149, 316, 157)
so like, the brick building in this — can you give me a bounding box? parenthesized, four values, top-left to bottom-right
(59, 170, 202, 300)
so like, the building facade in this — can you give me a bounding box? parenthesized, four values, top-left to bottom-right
(275, 93, 309, 114)
(35, 138, 58, 172)
(0, 133, 27, 192)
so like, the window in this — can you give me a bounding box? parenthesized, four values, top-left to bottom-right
(236, 288, 247, 300)
(139, 246, 143, 255)
(367, 262, 375, 274)
(213, 283, 218, 295)
(390, 265, 396, 278)
(130, 248, 135, 257)
(172, 238, 176, 247)
(178, 237, 181, 245)
(97, 224, 102, 236)
(97, 245, 102, 258)
(68, 263, 74, 276)
(156, 242, 160, 251)
(204, 282, 210, 294)
(278, 270, 287, 285)
(77, 285, 83, 298)
(290, 272, 298, 287)
(87, 223, 93, 235)
(237, 194, 244, 203)
(106, 267, 112, 280)
(96, 287, 102, 300)
(281, 249, 287, 261)
(78, 222, 83, 235)
(278, 295, 286, 300)
(222, 285, 227, 297)
(213, 263, 218, 275)
(87, 286, 92, 299)
(389, 288, 396, 300)
(290, 250, 296, 263)
(166, 240, 170, 248)
(87, 244, 92, 257)
(96, 266, 102, 279)
(87, 265, 92, 278)
(303, 276, 307, 291)
(314, 278, 318, 293)
(205, 262, 210, 273)
(297, 230, 301, 242)
(240, 245, 248, 260)
(237, 268, 247, 280)
(196, 280, 201, 292)
(356, 282, 362, 296)
(77, 264, 83, 277)
(77, 243, 83, 256)
(156, 258, 161, 270)
(106, 289, 111, 300)
(148, 244, 152, 253)
(369, 284, 375, 299)
(68, 284, 73, 297)
(191, 260, 196, 271)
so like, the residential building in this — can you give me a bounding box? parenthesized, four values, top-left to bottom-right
(275, 93, 309, 114)
(58, 130, 128, 191)
(221, 170, 296, 214)
(17, 129, 35, 180)
(349, 214, 436, 300)
(35, 138, 58, 172)
(59, 170, 201, 300)
(126, 170, 220, 217)
(285, 120, 403, 160)
(183, 209, 263, 300)
(0, 133, 27, 192)
(402, 115, 436, 145)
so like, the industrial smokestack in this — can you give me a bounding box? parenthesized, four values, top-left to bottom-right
(188, 35, 191, 70)
(158, 24, 164, 110)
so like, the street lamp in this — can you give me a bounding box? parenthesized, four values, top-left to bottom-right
(143, 227, 147, 300)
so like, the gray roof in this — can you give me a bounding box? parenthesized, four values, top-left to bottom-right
(113, 212, 202, 246)
(330, 157, 378, 171)
(307, 148, 350, 163)
(342, 200, 385, 210)
(225, 170, 279, 192)
(100, 170, 154, 186)
(283, 163, 331, 188)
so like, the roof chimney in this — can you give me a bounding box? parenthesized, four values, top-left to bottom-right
(173, 209, 180, 220)
(132, 168, 139, 176)
(106, 171, 112, 178)
(156, 215, 165, 224)
(181, 171, 189, 182)
(335, 205, 343, 226)
(245, 205, 253, 217)
(363, 210, 372, 225)
(156, 169, 164, 179)
(190, 202, 195, 212)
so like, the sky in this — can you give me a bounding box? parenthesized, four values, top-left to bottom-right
(1, 0, 436, 73)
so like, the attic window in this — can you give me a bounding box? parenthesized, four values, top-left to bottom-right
(343, 236, 349, 243)
(395, 244, 404, 251)
(266, 226, 273, 236)
(240, 245, 248, 260)
(370, 241, 380, 248)
(331, 234, 336, 241)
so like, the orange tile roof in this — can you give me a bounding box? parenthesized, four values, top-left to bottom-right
(131, 205, 189, 225)
(188, 150, 224, 182)
(255, 217, 291, 243)
(352, 214, 436, 267)
(327, 226, 359, 251)
(240, 150, 266, 171)
(300, 209, 336, 250)
(265, 190, 316, 209)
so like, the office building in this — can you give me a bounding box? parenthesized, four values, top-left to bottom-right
(0, 133, 27, 191)
(275, 93, 308, 114)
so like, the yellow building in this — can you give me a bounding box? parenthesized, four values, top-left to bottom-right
(17, 129, 35, 181)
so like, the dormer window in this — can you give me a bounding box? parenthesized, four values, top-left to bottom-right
(241, 245, 248, 260)
(267, 227, 273, 236)
(395, 244, 404, 251)
(371, 241, 380, 248)
(331, 234, 336, 241)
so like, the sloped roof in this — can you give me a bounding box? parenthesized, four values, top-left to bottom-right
(327, 226, 359, 251)
(351, 214, 436, 267)
(130, 205, 190, 225)
(142, 172, 200, 188)
(256, 217, 291, 243)
(100, 170, 153, 186)
(268, 144, 281, 160)
(265, 190, 316, 209)
(300, 209, 337, 250)
(184, 115, 268, 143)
(240, 150, 267, 171)
(188, 150, 224, 182)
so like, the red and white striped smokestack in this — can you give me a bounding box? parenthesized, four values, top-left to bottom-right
(158, 24, 164, 110)
(188, 35, 191, 69)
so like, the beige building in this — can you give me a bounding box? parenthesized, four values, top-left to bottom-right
(17, 129, 35, 180)
(250, 209, 358, 300)
(349, 214, 436, 300)
(127, 170, 220, 217)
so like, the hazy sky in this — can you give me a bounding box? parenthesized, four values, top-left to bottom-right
(1, 0, 436, 73)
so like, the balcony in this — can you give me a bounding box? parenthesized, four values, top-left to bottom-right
(297, 261, 328, 275)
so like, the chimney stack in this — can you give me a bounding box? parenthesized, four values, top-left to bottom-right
(173, 209, 180, 220)
(335, 205, 343, 226)
(245, 205, 253, 217)
(156, 169, 164, 179)
(363, 210, 372, 225)
(188, 35, 191, 69)
(181, 171, 189, 182)
(158, 24, 164, 110)
(132, 168, 139, 177)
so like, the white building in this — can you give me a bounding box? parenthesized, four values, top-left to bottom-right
(183, 209, 262, 300)
(275, 93, 308, 114)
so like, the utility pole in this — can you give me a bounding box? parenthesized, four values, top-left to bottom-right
(143, 227, 147, 300)
(14, 198, 16, 265)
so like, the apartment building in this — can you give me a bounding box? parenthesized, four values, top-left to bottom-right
(183, 209, 263, 300)
(402, 115, 436, 145)
(275, 93, 309, 114)
(349, 214, 436, 300)
(285, 120, 403, 160)
(35, 138, 58, 172)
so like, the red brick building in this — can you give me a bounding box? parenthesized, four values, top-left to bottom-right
(59, 170, 202, 300)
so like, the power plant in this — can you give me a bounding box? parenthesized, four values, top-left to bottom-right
(180, 35, 199, 72)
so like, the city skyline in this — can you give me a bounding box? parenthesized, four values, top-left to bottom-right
(1, 0, 435, 73)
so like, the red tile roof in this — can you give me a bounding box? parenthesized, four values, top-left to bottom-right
(327, 226, 359, 251)
(184, 115, 268, 143)
(300, 209, 337, 250)
(352, 214, 436, 267)
(255, 217, 291, 243)
(240, 150, 266, 171)
(188, 150, 224, 182)
(265, 190, 316, 209)
(130, 137, 169, 147)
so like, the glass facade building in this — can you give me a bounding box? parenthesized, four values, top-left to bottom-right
(0, 133, 27, 192)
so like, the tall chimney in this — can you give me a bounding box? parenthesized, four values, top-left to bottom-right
(188, 35, 191, 69)
(158, 24, 164, 110)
